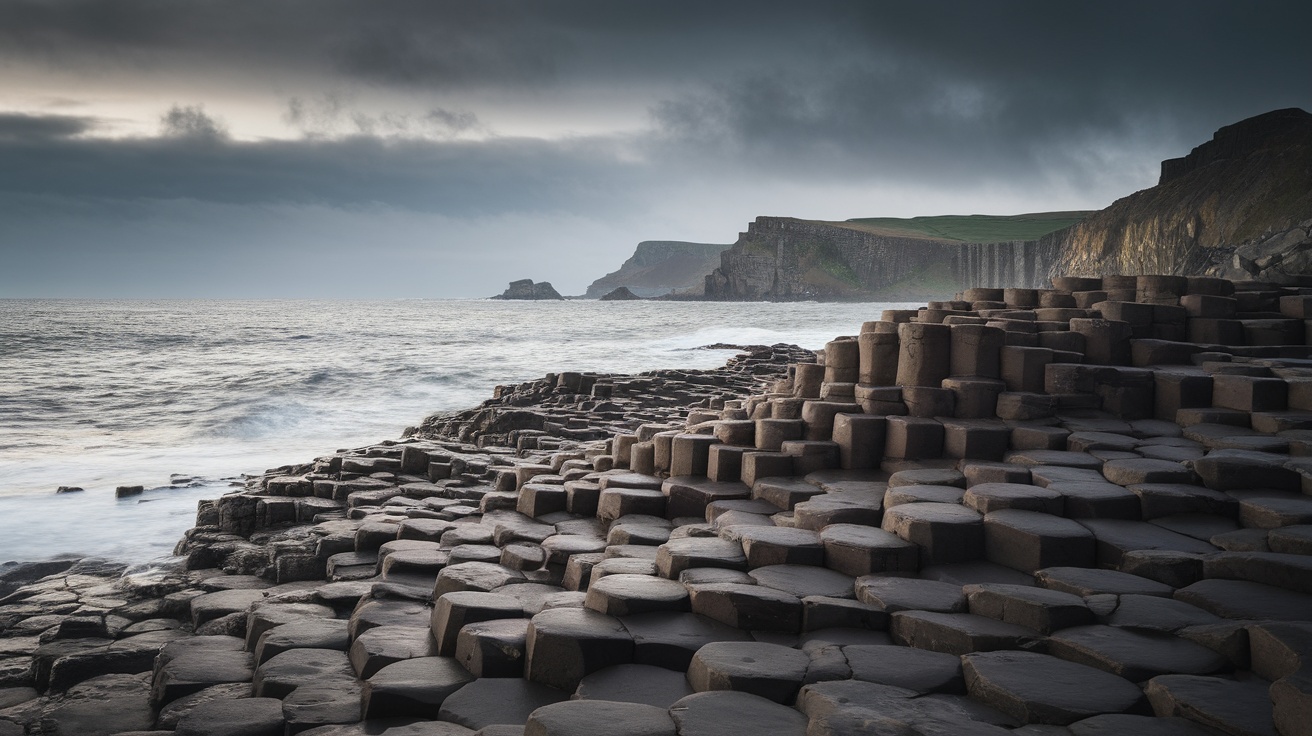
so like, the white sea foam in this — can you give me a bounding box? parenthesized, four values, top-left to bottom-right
(0, 298, 915, 563)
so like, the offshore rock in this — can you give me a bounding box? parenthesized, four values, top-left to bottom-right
(490, 279, 565, 301)
(599, 287, 642, 301)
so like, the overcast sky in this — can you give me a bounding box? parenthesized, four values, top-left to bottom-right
(1, 0, 1309, 297)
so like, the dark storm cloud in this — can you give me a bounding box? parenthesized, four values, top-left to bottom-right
(2, 0, 1307, 191)
(0, 114, 645, 216)
(0, 113, 98, 141)
(1, 0, 1310, 297)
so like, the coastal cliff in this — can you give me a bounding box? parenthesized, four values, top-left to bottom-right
(585, 241, 730, 298)
(701, 108, 1312, 300)
(703, 215, 1078, 300)
(1054, 107, 1312, 282)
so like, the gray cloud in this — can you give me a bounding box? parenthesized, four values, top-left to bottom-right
(0, 117, 646, 217)
(0, 0, 1309, 297)
(0, 113, 98, 141)
(159, 105, 227, 139)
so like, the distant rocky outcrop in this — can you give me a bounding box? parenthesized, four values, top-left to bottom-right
(598, 286, 642, 301)
(490, 279, 564, 300)
(699, 108, 1312, 300)
(585, 241, 730, 298)
(702, 214, 1084, 301)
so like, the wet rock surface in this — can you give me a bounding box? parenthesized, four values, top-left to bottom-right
(4, 279, 1312, 734)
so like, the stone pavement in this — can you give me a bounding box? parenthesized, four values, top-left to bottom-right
(2, 275, 1311, 735)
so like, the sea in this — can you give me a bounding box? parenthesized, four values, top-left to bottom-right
(0, 299, 917, 566)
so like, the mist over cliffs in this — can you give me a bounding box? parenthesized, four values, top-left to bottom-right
(584, 241, 730, 298)
(691, 108, 1312, 301)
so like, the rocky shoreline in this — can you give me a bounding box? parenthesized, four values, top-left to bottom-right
(2, 278, 1311, 735)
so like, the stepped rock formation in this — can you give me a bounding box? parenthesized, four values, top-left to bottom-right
(491, 279, 565, 300)
(702, 109, 1312, 301)
(585, 241, 730, 298)
(6, 275, 1308, 734)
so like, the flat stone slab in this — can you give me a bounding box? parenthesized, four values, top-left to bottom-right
(348, 625, 438, 679)
(1239, 495, 1312, 529)
(152, 636, 253, 705)
(963, 650, 1147, 725)
(751, 478, 827, 510)
(891, 611, 1041, 655)
(350, 598, 437, 640)
(430, 591, 526, 656)
(604, 611, 748, 672)
(748, 564, 855, 599)
(655, 538, 748, 579)
(792, 494, 882, 531)
(795, 678, 997, 733)
(1203, 550, 1312, 595)
(524, 700, 676, 736)
(434, 562, 525, 597)
(1047, 625, 1228, 681)
(667, 690, 809, 736)
(574, 663, 694, 708)
(1067, 714, 1212, 735)
(190, 589, 266, 628)
(687, 641, 810, 703)
(1102, 459, 1197, 486)
(254, 648, 354, 698)
(881, 502, 985, 565)
(584, 574, 690, 616)
(964, 483, 1064, 515)
(524, 607, 634, 690)
(437, 678, 570, 730)
(1104, 595, 1221, 633)
(1036, 567, 1174, 597)
(1144, 674, 1277, 736)
(1044, 480, 1141, 520)
(1125, 483, 1236, 519)
(1174, 579, 1312, 621)
(255, 619, 350, 664)
(844, 644, 964, 693)
(173, 696, 285, 736)
(984, 509, 1096, 572)
(361, 656, 475, 719)
(820, 524, 918, 576)
(964, 583, 1093, 634)
(687, 582, 802, 633)
(732, 526, 824, 568)
(855, 576, 966, 613)
(884, 484, 966, 507)
(1005, 450, 1104, 471)
(1076, 518, 1217, 566)
(454, 617, 529, 677)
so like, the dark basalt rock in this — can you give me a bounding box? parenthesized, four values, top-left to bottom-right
(490, 279, 565, 301)
(599, 287, 642, 301)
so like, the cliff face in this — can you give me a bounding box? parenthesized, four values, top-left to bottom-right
(703, 218, 1069, 300)
(585, 241, 730, 298)
(701, 108, 1312, 300)
(1054, 108, 1312, 283)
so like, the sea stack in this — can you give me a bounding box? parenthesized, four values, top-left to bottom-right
(491, 279, 565, 300)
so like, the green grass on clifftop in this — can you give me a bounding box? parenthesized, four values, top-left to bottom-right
(839, 211, 1094, 242)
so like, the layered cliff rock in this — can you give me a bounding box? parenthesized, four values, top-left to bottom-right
(702, 216, 1080, 301)
(585, 241, 730, 298)
(1054, 108, 1312, 283)
(700, 108, 1312, 301)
